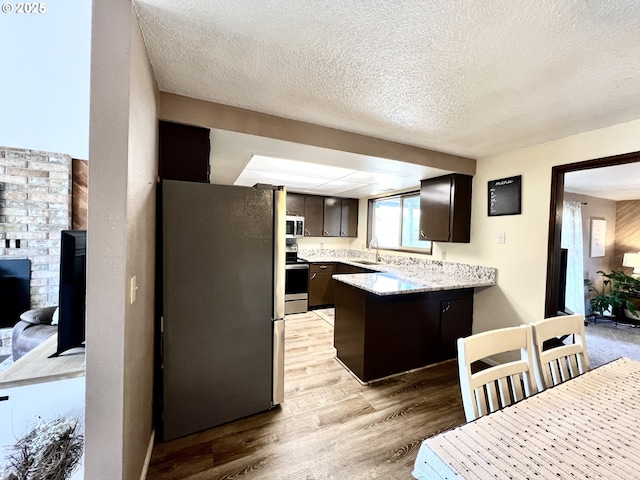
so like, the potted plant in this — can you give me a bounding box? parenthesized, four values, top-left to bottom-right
(584, 270, 640, 322)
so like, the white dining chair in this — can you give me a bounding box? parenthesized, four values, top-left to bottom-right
(531, 314, 590, 391)
(457, 325, 538, 422)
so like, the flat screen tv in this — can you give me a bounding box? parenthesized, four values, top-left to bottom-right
(51, 230, 87, 357)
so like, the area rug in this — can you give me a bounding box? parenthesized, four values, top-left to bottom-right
(314, 308, 334, 327)
(585, 320, 640, 368)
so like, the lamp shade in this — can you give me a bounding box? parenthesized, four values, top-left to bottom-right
(622, 252, 640, 274)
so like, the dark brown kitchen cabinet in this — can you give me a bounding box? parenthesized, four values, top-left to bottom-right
(339, 264, 375, 274)
(304, 195, 325, 236)
(437, 294, 474, 360)
(323, 197, 359, 237)
(333, 284, 474, 382)
(420, 173, 472, 243)
(308, 263, 337, 308)
(286, 193, 305, 216)
(323, 198, 342, 236)
(340, 198, 359, 237)
(291, 193, 359, 237)
(158, 120, 210, 183)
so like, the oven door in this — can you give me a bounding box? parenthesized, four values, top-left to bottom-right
(285, 263, 309, 314)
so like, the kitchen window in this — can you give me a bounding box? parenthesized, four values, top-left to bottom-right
(368, 192, 432, 253)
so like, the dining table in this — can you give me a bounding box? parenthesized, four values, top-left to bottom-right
(412, 357, 640, 479)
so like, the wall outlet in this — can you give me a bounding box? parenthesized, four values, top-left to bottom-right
(130, 276, 138, 305)
(497, 232, 506, 244)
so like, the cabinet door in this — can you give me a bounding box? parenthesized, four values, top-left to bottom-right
(159, 121, 210, 182)
(323, 197, 342, 236)
(439, 295, 474, 360)
(420, 175, 453, 242)
(304, 195, 324, 236)
(286, 193, 305, 216)
(420, 174, 472, 243)
(309, 263, 337, 307)
(340, 198, 358, 237)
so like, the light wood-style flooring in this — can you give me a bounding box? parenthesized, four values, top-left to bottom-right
(148, 311, 466, 479)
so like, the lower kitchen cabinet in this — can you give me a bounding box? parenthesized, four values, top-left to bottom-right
(308, 263, 375, 308)
(308, 263, 337, 308)
(439, 295, 474, 360)
(334, 283, 474, 382)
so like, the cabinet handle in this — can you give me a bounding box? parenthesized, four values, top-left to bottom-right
(341, 231, 345, 235)
(310, 273, 317, 280)
(442, 302, 451, 314)
(324, 231, 329, 236)
(420, 230, 426, 239)
(305, 229, 310, 235)
(320, 265, 327, 269)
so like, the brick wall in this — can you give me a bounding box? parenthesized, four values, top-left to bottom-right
(0, 146, 71, 307)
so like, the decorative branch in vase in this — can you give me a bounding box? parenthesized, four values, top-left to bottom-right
(2, 415, 83, 480)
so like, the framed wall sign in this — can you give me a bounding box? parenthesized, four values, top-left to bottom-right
(488, 175, 521, 216)
(590, 218, 606, 258)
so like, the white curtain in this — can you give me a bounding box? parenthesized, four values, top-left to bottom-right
(561, 201, 585, 315)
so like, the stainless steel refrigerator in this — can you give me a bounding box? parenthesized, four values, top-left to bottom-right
(160, 180, 285, 441)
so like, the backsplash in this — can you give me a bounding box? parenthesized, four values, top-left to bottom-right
(298, 248, 496, 283)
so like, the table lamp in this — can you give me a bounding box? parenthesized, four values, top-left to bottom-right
(622, 252, 640, 277)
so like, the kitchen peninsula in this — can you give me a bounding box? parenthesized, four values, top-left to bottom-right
(300, 249, 496, 383)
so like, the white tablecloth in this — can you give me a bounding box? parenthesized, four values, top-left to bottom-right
(413, 357, 640, 479)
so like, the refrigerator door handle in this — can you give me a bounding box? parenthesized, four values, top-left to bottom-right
(272, 318, 285, 405)
(273, 187, 286, 321)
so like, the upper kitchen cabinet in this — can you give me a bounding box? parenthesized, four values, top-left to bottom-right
(420, 174, 472, 243)
(286, 192, 306, 216)
(340, 198, 358, 237)
(159, 121, 211, 183)
(324, 197, 359, 237)
(304, 195, 325, 237)
(323, 197, 342, 236)
(286, 193, 359, 237)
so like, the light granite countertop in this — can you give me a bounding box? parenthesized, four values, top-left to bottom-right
(299, 250, 496, 296)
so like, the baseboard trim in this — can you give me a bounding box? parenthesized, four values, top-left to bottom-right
(140, 430, 155, 480)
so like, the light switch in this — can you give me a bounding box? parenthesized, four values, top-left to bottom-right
(130, 276, 138, 305)
(497, 232, 506, 244)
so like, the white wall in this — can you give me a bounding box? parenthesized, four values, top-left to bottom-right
(446, 119, 640, 332)
(0, 1, 91, 160)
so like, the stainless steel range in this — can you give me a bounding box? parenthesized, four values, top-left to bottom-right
(285, 241, 308, 314)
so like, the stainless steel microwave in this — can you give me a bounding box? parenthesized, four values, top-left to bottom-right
(285, 215, 305, 239)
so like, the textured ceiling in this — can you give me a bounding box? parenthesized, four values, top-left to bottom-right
(133, 0, 640, 199)
(565, 163, 640, 202)
(134, 0, 640, 158)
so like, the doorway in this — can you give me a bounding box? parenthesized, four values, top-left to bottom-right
(545, 150, 640, 317)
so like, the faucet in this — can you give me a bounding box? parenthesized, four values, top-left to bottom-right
(368, 239, 381, 263)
